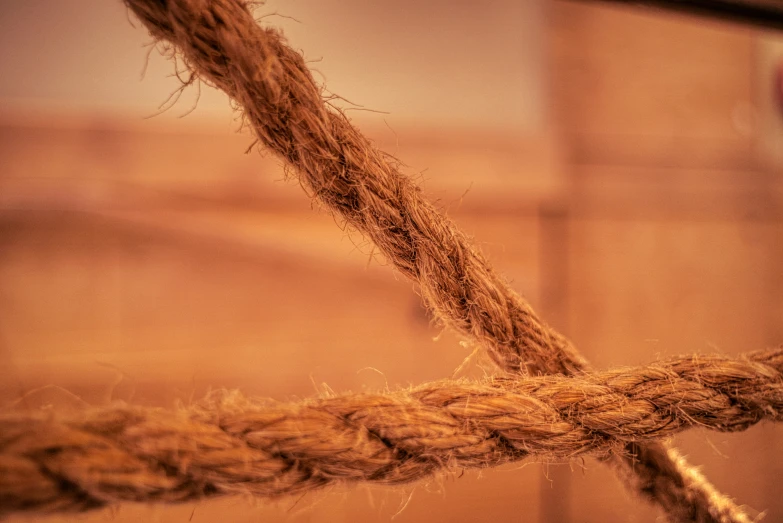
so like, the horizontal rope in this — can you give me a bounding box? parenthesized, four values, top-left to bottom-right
(2, 349, 781, 515)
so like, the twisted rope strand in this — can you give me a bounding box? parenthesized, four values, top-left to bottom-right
(2, 350, 781, 516)
(124, 0, 586, 378)
(118, 1, 766, 521)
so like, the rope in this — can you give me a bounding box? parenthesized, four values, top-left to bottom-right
(0, 0, 768, 520)
(2, 350, 781, 515)
(122, 1, 768, 521)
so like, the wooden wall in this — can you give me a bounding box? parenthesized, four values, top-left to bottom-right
(1, 1, 782, 522)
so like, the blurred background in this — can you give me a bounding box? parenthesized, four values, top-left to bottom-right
(1, 0, 782, 521)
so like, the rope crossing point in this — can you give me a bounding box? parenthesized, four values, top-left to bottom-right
(0, 0, 778, 521)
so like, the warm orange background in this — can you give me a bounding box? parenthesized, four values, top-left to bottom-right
(1, 1, 782, 522)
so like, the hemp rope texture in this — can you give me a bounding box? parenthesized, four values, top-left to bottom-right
(118, 1, 766, 521)
(2, 350, 782, 516)
(0, 0, 771, 520)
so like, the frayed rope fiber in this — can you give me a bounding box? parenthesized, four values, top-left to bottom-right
(0, 0, 772, 520)
(2, 350, 782, 515)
